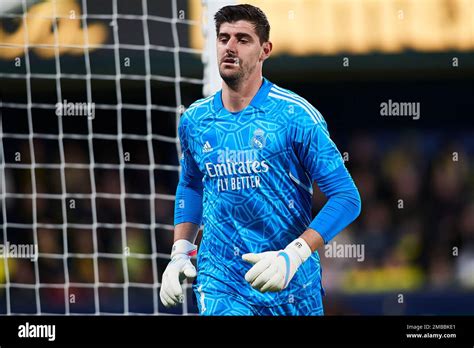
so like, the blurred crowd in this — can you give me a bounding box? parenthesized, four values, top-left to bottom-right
(1, 125, 473, 314)
(319, 131, 474, 296)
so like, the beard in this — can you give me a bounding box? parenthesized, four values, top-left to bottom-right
(219, 62, 243, 87)
(219, 59, 256, 89)
(220, 68, 243, 88)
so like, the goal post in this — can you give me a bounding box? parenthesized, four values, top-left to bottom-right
(201, 0, 236, 97)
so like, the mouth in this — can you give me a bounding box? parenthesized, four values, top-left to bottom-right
(222, 57, 239, 65)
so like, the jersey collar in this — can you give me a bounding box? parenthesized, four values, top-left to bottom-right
(213, 77, 273, 113)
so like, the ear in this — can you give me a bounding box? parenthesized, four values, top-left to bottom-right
(260, 41, 273, 62)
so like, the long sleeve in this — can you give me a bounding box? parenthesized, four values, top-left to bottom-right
(290, 104, 361, 243)
(173, 114, 204, 226)
(309, 164, 361, 243)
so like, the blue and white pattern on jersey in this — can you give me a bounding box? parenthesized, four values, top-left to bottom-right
(175, 78, 344, 307)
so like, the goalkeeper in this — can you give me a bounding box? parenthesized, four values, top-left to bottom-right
(160, 4, 361, 315)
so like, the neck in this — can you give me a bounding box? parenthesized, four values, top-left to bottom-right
(222, 73, 263, 113)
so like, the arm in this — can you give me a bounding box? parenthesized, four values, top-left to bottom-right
(243, 103, 361, 292)
(160, 115, 204, 307)
(291, 108, 361, 248)
(301, 164, 362, 251)
(300, 228, 324, 252)
(174, 222, 200, 243)
(173, 115, 204, 228)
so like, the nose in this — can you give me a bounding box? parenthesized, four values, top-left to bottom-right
(225, 38, 237, 54)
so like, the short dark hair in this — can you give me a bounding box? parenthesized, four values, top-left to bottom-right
(214, 4, 270, 44)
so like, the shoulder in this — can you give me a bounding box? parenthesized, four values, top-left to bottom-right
(178, 94, 216, 140)
(178, 95, 214, 133)
(182, 95, 215, 120)
(267, 84, 326, 126)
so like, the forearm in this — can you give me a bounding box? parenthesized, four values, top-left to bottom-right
(308, 164, 361, 244)
(299, 228, 325, 252)
(173, 183, 203, 244)
(174, 182, 204, 226)
(174, 222, 200, 243)
(309, 189, 361, 243)
(173, 170, 203, 244)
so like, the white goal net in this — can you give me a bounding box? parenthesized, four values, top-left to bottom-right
(0, 0, 231, 315)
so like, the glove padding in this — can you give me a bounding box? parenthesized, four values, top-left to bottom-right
(242, 238, 312, 293)
(160, 239, 197, 307)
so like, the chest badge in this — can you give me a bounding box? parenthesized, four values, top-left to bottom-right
(250, 128, 266, 150)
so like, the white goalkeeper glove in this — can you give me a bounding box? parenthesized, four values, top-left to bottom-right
(159, 239, 197, 307)
(242, 238, 312, 293)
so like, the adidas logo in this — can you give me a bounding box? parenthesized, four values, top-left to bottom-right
(202, 141, 213, 153)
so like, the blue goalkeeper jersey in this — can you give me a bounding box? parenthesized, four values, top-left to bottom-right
(174, 78, 351, 306)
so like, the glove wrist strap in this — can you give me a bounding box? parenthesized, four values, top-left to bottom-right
(171, 239, 197, 259)
(286, 237, 312, 263)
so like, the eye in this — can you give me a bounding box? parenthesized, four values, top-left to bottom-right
(239, 39, 248, 43)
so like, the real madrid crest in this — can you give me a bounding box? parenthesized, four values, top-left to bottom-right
(250, 128, 266, 150)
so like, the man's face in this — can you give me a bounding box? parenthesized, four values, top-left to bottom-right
(216, 20, 269, 85)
